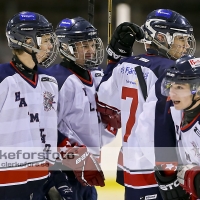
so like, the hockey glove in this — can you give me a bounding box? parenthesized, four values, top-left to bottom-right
(107, 22, 144, 62)
(154, 166, 190, 200)
(177, 164, 200, 199)
(59, 144, 105, 187)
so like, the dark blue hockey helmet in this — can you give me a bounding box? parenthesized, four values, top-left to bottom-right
(166, 55, 200, 81)
(6, 11, 58, 67)
(161, 55, 200, 98)
(55, 16, 104, 70)
(141, 9, 196, 60)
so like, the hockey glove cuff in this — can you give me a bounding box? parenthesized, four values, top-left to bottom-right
(177, 164, 200, 199)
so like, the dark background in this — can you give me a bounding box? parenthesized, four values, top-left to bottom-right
(0, 0, 199, 66)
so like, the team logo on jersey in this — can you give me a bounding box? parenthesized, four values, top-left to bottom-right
(191, 141, 200, 158)
(43, 91, 56, 111)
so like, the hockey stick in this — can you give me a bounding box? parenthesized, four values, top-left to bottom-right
(108, 0, 112, 45)
(88, 0, 95, 24)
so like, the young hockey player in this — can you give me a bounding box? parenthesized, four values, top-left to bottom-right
(97, 8, 195, 200)
(0, 11, 58, 199)
(154, 55, 200, 200)
(47, 16, 116, 200)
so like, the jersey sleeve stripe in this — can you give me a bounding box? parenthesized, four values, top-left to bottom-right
(124, 171, 157, 188)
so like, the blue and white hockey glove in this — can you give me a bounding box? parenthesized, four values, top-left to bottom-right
(107, 22, 144, 62)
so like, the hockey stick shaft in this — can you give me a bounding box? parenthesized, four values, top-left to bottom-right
(108, 0, 112, 44)
(88, 0, 95, 24)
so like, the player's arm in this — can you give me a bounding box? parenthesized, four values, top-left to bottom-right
(134, 69, 158, 165)
(96, 63, 122, 138)
(0, 79, 9, 112)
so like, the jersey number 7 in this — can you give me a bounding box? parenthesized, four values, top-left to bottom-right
(122, 87, 138, 142)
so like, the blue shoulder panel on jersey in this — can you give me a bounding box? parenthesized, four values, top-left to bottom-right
(0, 63, 16, 83)
(126, 54, 175, 78)
(98, 54, 175, 91)
(46, 64, 73, 90)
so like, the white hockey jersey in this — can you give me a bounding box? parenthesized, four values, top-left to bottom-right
(0, 62, 58, 198)
(47, 64, 116, 157)
(97, 59, 159, 188)
(170, 106, 200, 165)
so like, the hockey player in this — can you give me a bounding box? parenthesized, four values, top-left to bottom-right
(154, 55, 200, 200)
(46, 17, 116, 200)
(97, 9, 196, 200)
(0, 11, 59, 199)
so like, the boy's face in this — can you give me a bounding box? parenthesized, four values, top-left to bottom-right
(36, 34, 54, 63)
(168, 35, 190, 59)
(169, 83, 193, 110)
(74, 40, 96, 67)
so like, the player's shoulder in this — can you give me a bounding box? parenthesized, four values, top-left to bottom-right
(44, 64, 74, 90)
(42, 64, 71, 77)
(37, 66, 58, 83)
(0, 63, 16, 83)
(130, 54, 174, 66)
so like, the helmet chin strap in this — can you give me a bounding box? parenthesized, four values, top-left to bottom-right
(184, 94, 200, 111)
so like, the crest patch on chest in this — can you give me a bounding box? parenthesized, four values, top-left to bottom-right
(43, 91, 56, 111)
